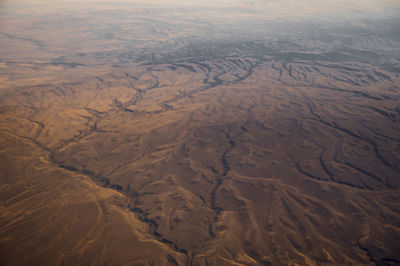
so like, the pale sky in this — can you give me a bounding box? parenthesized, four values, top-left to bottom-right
(0, 0, 399, 30)
(2, 0, 400, 15)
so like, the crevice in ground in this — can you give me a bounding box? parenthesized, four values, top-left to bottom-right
(208, 125, 235, 238)
(50, 156, 191, 263)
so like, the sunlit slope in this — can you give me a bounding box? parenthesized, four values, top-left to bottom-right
(1, 58, 399, 265)
(0, 131, 187, 265)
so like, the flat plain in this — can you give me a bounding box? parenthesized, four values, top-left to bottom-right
(1, 1, 400, 265)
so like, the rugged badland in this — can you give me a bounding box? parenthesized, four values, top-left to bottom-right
(1, 1, 400, 265)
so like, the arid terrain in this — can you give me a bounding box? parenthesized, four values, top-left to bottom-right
(1, 1, 400, 265)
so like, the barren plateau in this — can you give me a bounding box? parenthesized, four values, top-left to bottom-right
(1, 1, 400, 265)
